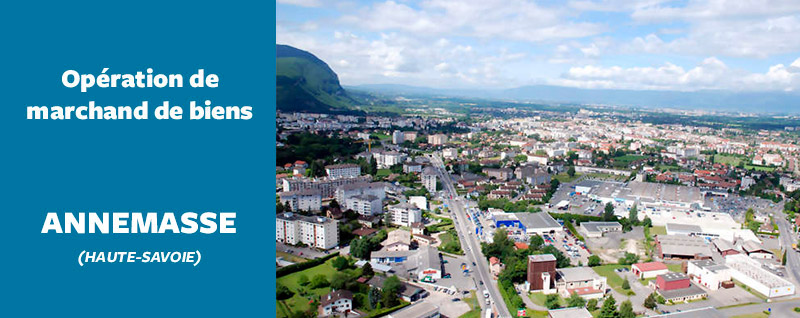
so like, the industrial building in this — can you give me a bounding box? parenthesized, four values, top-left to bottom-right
(631, 261, 668, 279)
(493, 212, 562, 236)
(579, 221, 622, 238)
(725, 254, 795, 298)
(687, 259, 732, 291)
(554, 267, 607, 299)
(655, 235, 712, 260)
(654, 272, 707, 303)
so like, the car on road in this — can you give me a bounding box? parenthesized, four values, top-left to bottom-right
(483, 290, 489, 298)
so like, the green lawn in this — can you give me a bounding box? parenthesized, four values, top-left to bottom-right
(744, 164, 776, 172)
(459, 291, 481, 318)
(666, 263, 682, 273)
(585, 172, 628, 181)
(529, 292, 564, 308)
(592, 264, 628, 294)
(554, 172, 583, 183)
(714, 154, 742, 166)
(651, 226, 667, 236)
(276, 258, 348, 318)
(376, 168, 392, 177)
(372, 133, 391, 140)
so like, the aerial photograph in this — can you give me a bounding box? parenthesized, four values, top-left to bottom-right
(275, 1, 800, 317)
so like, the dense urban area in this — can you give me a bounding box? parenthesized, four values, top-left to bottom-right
(275, 105, 800, 318)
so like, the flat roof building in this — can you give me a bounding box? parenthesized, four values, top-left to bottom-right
(579, 221, 622, 238)
(656, 235, 712, 260)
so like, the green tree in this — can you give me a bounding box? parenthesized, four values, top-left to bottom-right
(309, 274, 329, 289)
(297, 274, 309, 286)
(642, 216, 652, 228)
(599, 294, 619, 318)
(330, 272, 348, 290)
(368, 287, 382, 310)
(350, 237, 372, 259)
(567, 292, 586, 308)
(588, 255, 601, 267)
(784, 249, 789, 265)
(545, 294, 561, 309)
(540, 245, 570, 268)
(643, 293, 657, 309)
(628, 205, 638, 225)
(619, 300, 634, 318)
(567, 166, 576, 177)
(276, 284, 294, 300)
(587, 298, 598, 311)
(381, 276, 402, 307)
(277, 201, 285, 213)
(362, 262, 374, 277)
(604, 203, 616, 221)
(529, 235, 544, 251)
(332, 256, 349, 270)
(621, 279, 630, 290)
(618, 252, 639, 265)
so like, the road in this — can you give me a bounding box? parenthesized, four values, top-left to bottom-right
(775, 209, 800, 285)
(429, 153, 512, 318)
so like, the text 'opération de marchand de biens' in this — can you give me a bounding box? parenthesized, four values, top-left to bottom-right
(26, 68, 252, 120)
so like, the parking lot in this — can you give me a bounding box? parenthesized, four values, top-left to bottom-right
(704, 195, 782, 221)
(437, 255, 479, 293)
(543, 228, 591, 266)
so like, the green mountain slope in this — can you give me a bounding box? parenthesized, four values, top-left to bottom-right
(276, 44, 352, 112)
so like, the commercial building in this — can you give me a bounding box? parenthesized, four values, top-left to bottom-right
(656, 272, 690, 291)
(387, 302, 440, 318)
(493, 212, 562, 236)
(655, 235, 712, 260)
(283, 175, 372, 198)
(548, 307, 592, 318)
(656, 283, 707, 303)
(725, 254, 795, 298)
(403, 246, 443, 282)
(528, 254, 557, 292)
(276, 212, 339, 250)
(555, 267, 607, 299)
(388, 202, 422, 227)
(325, 164, 361, 179)
(318, 290, 353, 317)
(422, 167, 438, 193)
(741, 240, 774, 259)
(279, 189, 322, 212)
(712, 238, 740, 257)
(631, 261, 668, 279)
(347, 194, 383, 216)
(687, 259, 731, 290)
(579, 221, 622, 238)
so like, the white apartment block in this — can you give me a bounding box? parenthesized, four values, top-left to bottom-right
(374, 151, 406, 169)
(279, 189, 322, 212)
(336, 182, 387, 209)
(422, 167, 437, 193)
(283, 175, 372, 198)
(442, 148, 458, 160)
(347, 194, 383, 216)
(388, 202, 422, 227)
(325, 164, 361, 179)
(276, 212, 338, 250)
(392, 130, 405, 144)
(427, 134, 448, 146)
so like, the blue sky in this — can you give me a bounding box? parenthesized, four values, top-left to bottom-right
(277, 0, 800, 92)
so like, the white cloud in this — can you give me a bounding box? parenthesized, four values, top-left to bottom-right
(553, 57, 800, 91)
(340, 0, 605, 42)
(277, 0, 324, 8)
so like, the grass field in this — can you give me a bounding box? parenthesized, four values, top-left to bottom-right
(372, 133, 391, 140)
(376, 168, 392, 177)
(613, 155, 648, 167)
(529, 292, 564, 308)
(459, 291, 481, 318)
(714, 154, 743, 166)
(744, 164, 776, 172)
(276, 258, 352, 318)
(650, 226, 667, 236)
(592, 264, 628, 294)
(554, 172, 583, 183)
(666, 263, 682, 272)
(585, 172, 628, 181)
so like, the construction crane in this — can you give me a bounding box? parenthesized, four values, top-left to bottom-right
(355, 138, 373, 152)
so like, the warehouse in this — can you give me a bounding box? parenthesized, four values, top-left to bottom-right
(725, 254, 795, 298)
(631, 261, 668, 279)
(687, 259, 732, 291)
(493, 212, 562, 236)
(656, 235, 712, 260)
(580, 221, 622, 238)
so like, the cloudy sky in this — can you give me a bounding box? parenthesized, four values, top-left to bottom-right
(277, 0, 800, 92)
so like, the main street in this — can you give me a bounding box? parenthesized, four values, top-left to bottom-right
(429, 153, 512, 318)
(775, 208, 800, 285)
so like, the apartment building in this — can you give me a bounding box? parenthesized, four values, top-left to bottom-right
(279, 189, 322, 212)
(276, 212, 338, 250)
(388, 202, 422, 227)
(325, 164, 361, 179)
(347, 194, 383, 216)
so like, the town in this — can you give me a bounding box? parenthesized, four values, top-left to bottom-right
(275, 107, 800, 318)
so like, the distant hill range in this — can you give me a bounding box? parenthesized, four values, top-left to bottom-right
(350, 84, 800, 114)
(276, 44, 352, 113)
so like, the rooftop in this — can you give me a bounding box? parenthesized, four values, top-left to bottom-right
(387, 302, 439, 318)
(658, 272, 689, 282)
(650, 307, 725, 318)
(548, 307, 592, 318)
(529, 254, 557, 262)
(557, 267, 602, 283)
(633, 261, 667, 272)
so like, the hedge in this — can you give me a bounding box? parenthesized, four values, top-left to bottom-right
(276, 252, 339, 278)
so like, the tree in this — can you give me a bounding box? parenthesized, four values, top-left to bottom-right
(545, 294, 561, 309)
(618, 252, 639, 265)
(329, 199, 340, 210)
(643, 293, 657, 310)
(599, 294, 619, 318)
(784, 249, 789, 265)
(628, 204, 638, 225)
(330, 272, 349, 290)
(297, 274, 310, 286)
(588, 255, 601, 267)
(332, 256, 349, 270)
(642, 216, 652, 228)
(540, 245, 570, 268)
(586, 298, 598, 311)
(308, 160, 325, 177)
(567, 292, 586, 308)
(276, 284, 294, 300)
(604, 203, 616, 221)
(351, 237, 372, 259)
(381, 276, 402, 307)
(621, 279, 630, 290)
(362, 262, 374, 277)
(368, 287, 382, 310)
(567, 166, 576, 177)
(277, 201, 285, 213)
(309, 274, 329, 289)
(529, 235, 544, 251)
(619, 300, 634, 318)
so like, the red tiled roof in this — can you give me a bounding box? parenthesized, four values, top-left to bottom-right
(568, 287, 603, 296)
(514, 242, 529, 250)
(633, 261, 668, 272)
